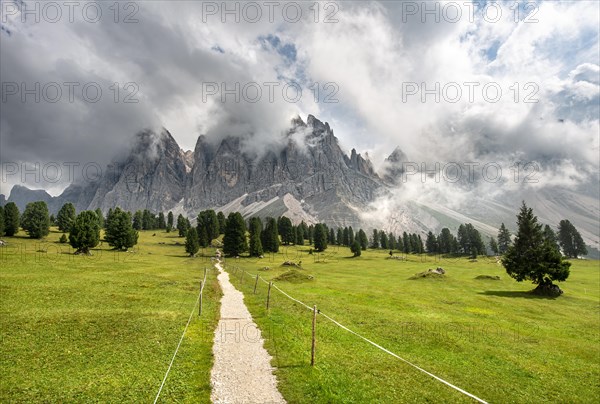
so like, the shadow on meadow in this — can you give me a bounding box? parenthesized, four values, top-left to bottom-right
(479, 290, 558, 300)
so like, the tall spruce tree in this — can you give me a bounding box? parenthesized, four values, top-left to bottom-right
(157, 212, 166, 229)
(503, 202, 570, 295)
(371, 229, 380, 249)
(299, 227, 307, 246)
(217, 211, 226, 234)
(177, 214, 188, 237)
(132, 210, 143, 230)
(497, 223, 512, 254)
(105, 208, 138, 250)
(56, 202, 76, 232)
(336, 228, 343, 245)
(21, 201, 50, 239)
(379, 230, 388, 249)
(278, 216, 294, 245)
(261, 217, 279, 253)
(69, 211, 100, 254)
(426, 231, 438, 253)
(185, 227, 200, 257)
(557, 220, 588, 258)
(351, 240, 362, 257)
(198, 210, 219, 242)
(248, 217, 264, 257)
(313, 223, 328, 252)
(223, 212, 247, 257)
(167, 211, 174, 232)
(197, 224, 209, 248)
(357, 229, 368, 250)
(3, 202, 20, 236)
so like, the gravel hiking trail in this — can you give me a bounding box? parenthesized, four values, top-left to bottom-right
(210, 261, 286, 404)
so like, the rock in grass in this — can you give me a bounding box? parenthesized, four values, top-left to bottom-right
(410, 271, 445, 280)
(475, 275, 501, 280)
(272, 269, 313, 283)
(532, 283, 563, 296)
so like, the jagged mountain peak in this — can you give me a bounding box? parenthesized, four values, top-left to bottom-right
(128, 128, 181, 161)
(306, 114, 330, 134)
(386, 146, 408, 163)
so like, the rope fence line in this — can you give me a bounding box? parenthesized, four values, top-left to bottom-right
(225, 265, 488, 404)
(153, 267, 210, 404)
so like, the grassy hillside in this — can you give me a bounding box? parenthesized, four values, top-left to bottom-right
(225, 245, 600, 403)
(0, 228, 221, 402)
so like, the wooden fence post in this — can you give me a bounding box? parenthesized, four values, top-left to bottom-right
(267, 282, 272, 310)
(311, 305, 317, 366)
(253, 274, 259, 294)
(198, 281, 203, 316)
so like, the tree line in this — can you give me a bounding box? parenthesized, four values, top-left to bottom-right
(0, 200, 589, 261)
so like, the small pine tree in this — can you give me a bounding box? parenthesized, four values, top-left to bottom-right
(557, 220, 588, 258)
(177, 214, 188, 237)
(357, 229, 368, 250)
(313, 223, 328, 252)
(56, 202, 76, 232)
(379, 230, 388, 249)
(350, 240, 362, 257)
(402, 232, 410, 254)
(438, 228, 453, 254)
(426, 231, 438, 254)
(132, 211, 143, 230)
(105, 208, 138, 250)
(198, 224, 209, 248)
(217, 211, 226, 234)
(298, 226, 306, 246)
(198, 210, 220, 242)
(261, 217, 279, 253)
(342, 227, 349, 246)
(185, 227, 200, 257)
(3, 202, 20, 236)
(167, 211, 174, 232)
(223, 212, 247, 257)
(248, 217, 264, 257)
(21, 201, 50, 239)
(0, 206, 4, 237)
(278, 216, 294, 245)
(497, 223, 512, 254)
(371, 229, 379, 249)
(69, 210, 100, 254)
(158, 212, 166, 229)
(59, 233, 68, 243)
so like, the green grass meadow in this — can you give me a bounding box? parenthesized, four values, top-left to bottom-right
(0, 228, 221, 403)
(224, 245, 600, 403)
(2, 231, 599, 403)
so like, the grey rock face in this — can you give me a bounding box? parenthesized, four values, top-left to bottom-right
(85, 129, 188, 213)
(46, 115, 383, 228)
(382, 147, 408, 185)
(184, 115, 384, 227)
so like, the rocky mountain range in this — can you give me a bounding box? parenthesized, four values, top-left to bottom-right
(2, 114, 599, 256)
